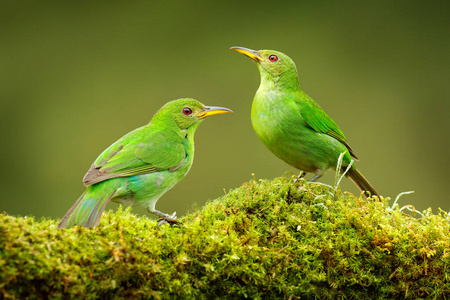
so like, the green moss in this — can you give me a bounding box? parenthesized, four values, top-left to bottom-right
(1, 176, 449, 299)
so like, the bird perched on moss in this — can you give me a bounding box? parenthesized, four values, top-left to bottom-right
(231, 46, 379, 197)
(58, 98, 232, 229)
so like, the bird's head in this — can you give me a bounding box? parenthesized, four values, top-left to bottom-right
(152, 98, 232, 131)
(231, 47, 299, 91)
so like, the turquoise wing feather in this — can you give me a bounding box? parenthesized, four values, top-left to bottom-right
(83, 126, 185, 186)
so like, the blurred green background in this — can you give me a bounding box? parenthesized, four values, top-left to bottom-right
(1, 1, 449, 220)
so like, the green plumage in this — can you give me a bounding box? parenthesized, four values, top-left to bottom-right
(58, 98, 232, 229)
(232, 47, 379, 197)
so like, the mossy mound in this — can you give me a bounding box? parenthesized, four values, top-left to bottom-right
(1, 177, 449, 299)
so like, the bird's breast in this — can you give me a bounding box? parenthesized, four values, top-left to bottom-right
(251, 91, 302, 145)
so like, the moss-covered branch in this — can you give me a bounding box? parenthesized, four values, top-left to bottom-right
(1, 177, 449, 299)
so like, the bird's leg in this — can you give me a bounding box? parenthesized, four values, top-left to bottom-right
(146, 208, 178, 224)
(310, 169, 323, 182)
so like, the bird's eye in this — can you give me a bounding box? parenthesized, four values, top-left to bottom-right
(182, 107, 192, 115)
(269, 54, 278, 62)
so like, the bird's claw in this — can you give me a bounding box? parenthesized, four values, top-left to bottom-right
(294, 171, 307, 183)
(148, 208, 179, 226)
(167, 211, 178, 223)
(156, 211, 178, 227)
(157, 219, 169, 226)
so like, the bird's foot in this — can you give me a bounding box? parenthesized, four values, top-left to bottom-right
(148, 209, 178, 226)
(157, 217, 178, 226)
(294, 171, 307, 183)
(157, 219, 174, 226)
(159, 212, 178, 226)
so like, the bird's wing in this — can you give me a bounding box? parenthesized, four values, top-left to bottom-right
(299, 95, 358, 159)
(83, 127, 185, 186)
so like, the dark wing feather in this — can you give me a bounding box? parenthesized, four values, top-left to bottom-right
(298, 93, 358, 160)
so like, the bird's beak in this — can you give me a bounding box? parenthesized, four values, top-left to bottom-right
(230, 46, 263, 63)
(197, 106, 233, 119)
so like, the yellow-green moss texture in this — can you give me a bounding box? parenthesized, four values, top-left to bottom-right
(1, 177, 449, 299)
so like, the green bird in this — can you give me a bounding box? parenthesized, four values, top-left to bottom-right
(58, 98, 232, 229)
(231, 46, 379, 197)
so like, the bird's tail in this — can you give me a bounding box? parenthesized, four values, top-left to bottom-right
(346, 167, 380, 198)
(58, 185, 118, 229)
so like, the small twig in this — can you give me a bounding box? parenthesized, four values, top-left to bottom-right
(399, 205, 424, 218)
(312, 182, 333, 190)
(390, 191, 415, 210)
(335, 152, 353, 190)
(334, 152, 345, 186)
